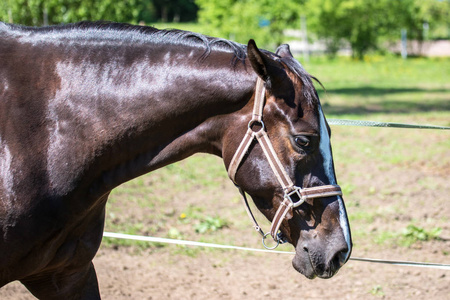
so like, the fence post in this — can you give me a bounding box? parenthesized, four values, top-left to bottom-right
(300, 15, 309, 63)
(401, 29, 407, 59)
(8, 8, 13, 23)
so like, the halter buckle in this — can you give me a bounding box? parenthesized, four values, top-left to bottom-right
(285, 187, 306, 208)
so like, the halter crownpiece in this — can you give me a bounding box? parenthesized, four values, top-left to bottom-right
(228, 77, 343, 249)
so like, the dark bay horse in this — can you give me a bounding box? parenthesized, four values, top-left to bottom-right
(0, 22, 352, 299)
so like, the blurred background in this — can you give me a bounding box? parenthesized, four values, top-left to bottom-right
(1, 0, 449, 58)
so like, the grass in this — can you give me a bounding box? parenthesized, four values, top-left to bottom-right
(103, 55, 449, 256)
(370, 285, 385, 297)
(399, 225, 442, 247)
(303, 56, 450, 123)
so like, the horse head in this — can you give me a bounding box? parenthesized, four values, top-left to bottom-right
(223, 40, 352, 279)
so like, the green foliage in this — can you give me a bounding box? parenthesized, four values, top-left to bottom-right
(306, 0, 392, 58)
(400, 224, 442, 246)
(4, 0, 448, 58)
(1, 0, 144, 25)
(370, 285, 385, 297)
(0, 0, 199, 26)
(397, 0, 450, 41)
(195, 0, 449, 56)
(306, 0, 450, 59)
(194, 216, 228, 233)
(167, 227, 183, 239)
(196, 0, 305, 48)
(146, 0, 198, 23)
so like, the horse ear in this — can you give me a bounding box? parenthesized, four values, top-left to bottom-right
(247, 39, 270, 81)
(275, 44, 293, 58)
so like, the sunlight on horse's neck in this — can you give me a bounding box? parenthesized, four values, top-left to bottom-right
(51, 51, 256, 198)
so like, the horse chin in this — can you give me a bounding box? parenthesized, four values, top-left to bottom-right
(292, 254, 317, 280)
(292, 252, 339, 280)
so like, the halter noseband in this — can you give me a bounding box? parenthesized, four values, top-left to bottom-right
(227, 77, 342, 249)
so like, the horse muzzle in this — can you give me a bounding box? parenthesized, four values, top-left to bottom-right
(292, 230, 350, 279)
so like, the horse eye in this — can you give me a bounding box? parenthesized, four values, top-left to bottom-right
(294, 136, 310, 148)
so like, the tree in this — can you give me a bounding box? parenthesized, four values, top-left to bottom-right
(196, 0, 305, 48)
(306, 0, 400, 59)
(306, 0, 450, 59)
(0, 0, 200, 26)
(153, 0, 198, 23)
(1, 0, 146, 26)
(395, 0, 450, 41)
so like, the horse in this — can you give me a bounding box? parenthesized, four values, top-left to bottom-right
(0, 21, 352, 299)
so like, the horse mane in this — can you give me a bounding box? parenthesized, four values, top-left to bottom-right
(3, 21, 318, 104)
(3, 21, 247, 63)
(73, 22, 320, 105)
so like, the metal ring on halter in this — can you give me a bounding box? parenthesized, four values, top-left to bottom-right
(262, 232, 280, 250)
(248, 119, 265, 133)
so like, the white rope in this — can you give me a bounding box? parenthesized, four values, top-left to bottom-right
(103, 232, 289, 254)
(102, 232, 450, 270)
(327, 119, 450, 130)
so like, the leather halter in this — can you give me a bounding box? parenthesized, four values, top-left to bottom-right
(228, 77, 343, 249)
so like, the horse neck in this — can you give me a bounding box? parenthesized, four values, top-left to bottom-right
(110, 49, 256, 164)
(50, 46, 256, 198)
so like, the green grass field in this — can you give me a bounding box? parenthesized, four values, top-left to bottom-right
(304, 56, 449, 121)
(103, 55, 449, 258)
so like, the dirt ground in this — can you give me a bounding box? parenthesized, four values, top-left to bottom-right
(1, 126, 449, 299)
(1, 243, 449, 299)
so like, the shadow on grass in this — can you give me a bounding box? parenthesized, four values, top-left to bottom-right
(321, 86, 449, 96)
(317, 86, 450, 116)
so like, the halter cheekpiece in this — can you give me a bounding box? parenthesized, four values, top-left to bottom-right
(228, 77, 343, 249)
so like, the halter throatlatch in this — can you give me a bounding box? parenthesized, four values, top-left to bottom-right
(228, 78, 343, 249)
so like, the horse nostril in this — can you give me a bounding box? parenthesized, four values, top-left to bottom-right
(335, 247, 349, 266)
(329, 246, 349, 272)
